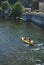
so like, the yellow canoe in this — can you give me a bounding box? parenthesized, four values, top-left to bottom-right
(21, 37, 34, 46)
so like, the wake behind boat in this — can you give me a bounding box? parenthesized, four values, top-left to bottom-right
(21, 37, 34, 46)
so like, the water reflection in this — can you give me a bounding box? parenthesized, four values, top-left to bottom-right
(0, 20, 44, 65)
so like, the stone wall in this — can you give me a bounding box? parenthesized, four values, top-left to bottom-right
(31, 13, 44, 28)
(23, 13, 31, 22)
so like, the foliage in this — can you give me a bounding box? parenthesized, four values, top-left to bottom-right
(0, 7, 2, 12)
(8, 0, 18, 4)
(11, 1, 23, 18)
(2, 1, 12, 10)
(31, 0, 39, 10)
(21, 6, 25, 12)
(2, 0, 8, 1)
(2, 1, 8, 9)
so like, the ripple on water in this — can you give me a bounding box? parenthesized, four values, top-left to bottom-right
(0, 21, 44, 65)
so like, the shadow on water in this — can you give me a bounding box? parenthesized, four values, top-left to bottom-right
(0, 20, 44, 65)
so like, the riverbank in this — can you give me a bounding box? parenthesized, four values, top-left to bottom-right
(0, 12, 44, 28)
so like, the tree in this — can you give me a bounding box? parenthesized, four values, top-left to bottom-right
(8, 0, 18, 4)
(2, 1, 12, 10)
(1, 1, 12, 15)
(31, 0, 39, 11)
(19, 0, 32, 7)
(11, 1, 22, 19)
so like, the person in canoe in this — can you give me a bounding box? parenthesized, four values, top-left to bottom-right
(29, 38, 34, 46)
(24, 36, 27, 40)
(28, 38, 31, 42)
(24, 37, 31, 42)
(21, 37, 34, 46)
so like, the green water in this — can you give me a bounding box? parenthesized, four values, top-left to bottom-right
(0, 20, 44, 65)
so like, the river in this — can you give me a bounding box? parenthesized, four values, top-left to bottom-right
(0, 20, 44, 65)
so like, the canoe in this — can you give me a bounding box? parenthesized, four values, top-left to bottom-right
(21, 37, 34, 46)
